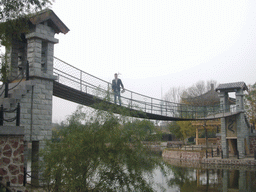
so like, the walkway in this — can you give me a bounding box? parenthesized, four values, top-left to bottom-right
(53, 57, 240, 121)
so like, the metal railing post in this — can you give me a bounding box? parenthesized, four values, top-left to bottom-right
(151, 98, 153, 114)
(161, 102, 162, 115)
(4, 82, 8, 98)
(80, 71, 82, 91)
(131, 92, 133, 109)
(166, 101, 167, 116)
(180, 104, 183, 118)
(23, 167, 26, 186)
(0, 105, 3, 126)
(26, 61, 29, 81)
(7, 181, 10, 192)
(16, 103, 20, 126)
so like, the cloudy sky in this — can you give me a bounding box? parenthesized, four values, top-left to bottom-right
(50, 0, 256, 122)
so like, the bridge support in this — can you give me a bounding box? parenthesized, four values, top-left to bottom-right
(216, 82, 249, 159)
(1, 9, 69, 186)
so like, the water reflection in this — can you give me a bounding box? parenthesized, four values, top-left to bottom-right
(155, 159, 256, 192)
(25, 151, 256, 191)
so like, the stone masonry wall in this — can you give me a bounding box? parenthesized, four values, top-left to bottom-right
(0, 135, 24, 186)
(162, 149, 205, 161)
(19, 79, 53, 142)
(249, 135, 256, 154)
(217, 135, 256, 155)
(2, 79, 53, 142)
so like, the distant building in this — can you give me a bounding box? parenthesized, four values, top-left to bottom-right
(182, 84, 235, 146)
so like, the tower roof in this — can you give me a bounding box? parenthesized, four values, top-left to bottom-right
(29, 9, 69, 34)
(183, 84, 235, 106)
(183, 85, 220, 106)
(216, 82, 248, 92)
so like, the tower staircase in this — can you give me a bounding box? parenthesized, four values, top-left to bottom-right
(0, 80, 34, 110)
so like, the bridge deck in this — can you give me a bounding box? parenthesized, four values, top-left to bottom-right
(53, 81, 239, 121)
(52, 57, 241, 121)
(53, 82, 189, 121)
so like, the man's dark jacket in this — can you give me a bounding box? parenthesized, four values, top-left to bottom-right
(112, 79, 124, 92)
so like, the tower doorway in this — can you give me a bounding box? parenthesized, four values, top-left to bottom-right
(228, 139, 238, 156)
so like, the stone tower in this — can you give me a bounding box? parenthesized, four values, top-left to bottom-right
(0, 9, 69, 183)
(216, 82, 250, 158)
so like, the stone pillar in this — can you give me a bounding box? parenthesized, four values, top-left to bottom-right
(221, 117, 229, 158)
(235, 89, 244, 112)
(239, 170, 246, 191)
(27, 38, 42, 77)
(21, 22, 58, 184)
(0, 10, 69, 189)
(235, 89, 248, 158)
(26, 23, 58, 78)
(6, 39, 27, 81)
(222, 170, 228, 192)
(237, 113, 245, 158)
(219, 91, 229, 157)
(6, 40, 19, 80)
(219, 91, 229, 113)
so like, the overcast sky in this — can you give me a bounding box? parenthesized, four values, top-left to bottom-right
(51, 0, 256, 122)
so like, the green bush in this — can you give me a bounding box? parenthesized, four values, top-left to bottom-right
(41, 104, 165, 191)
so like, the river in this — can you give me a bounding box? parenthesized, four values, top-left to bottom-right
(151, 158, 256, 192)
(26, 149, 256, 192)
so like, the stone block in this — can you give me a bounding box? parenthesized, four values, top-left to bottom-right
(36, 94, 46, 100)
(37, 136, 44, 141)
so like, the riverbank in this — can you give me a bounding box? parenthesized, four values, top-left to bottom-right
(162, 148, 256, 167)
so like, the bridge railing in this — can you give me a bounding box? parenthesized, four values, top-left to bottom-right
(53, 57, 236, 120)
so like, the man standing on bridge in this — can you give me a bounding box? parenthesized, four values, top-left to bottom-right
(112, 73, 124, 106)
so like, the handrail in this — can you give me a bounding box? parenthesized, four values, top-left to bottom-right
(53, 57, 238, 120)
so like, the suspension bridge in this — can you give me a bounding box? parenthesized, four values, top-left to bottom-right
(52, 57, 240, 121)
(0, 10, 252, 191)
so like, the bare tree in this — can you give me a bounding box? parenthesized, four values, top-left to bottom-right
(182, 80, 218, 106)
(163, 86, 184, 103)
